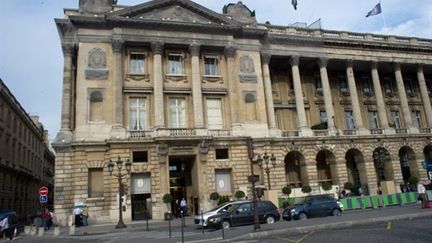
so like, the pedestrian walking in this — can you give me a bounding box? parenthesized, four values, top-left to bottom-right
(42, 208, 51, 230)
(82, 206, 89, 226)
(377, 188, 384, 209)
(0, 215, 13, 240)
(73, 206, 83, 227)
(417, 182, 426, 208)
(180, 198, 187, 216)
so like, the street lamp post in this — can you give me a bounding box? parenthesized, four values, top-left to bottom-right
(246, 137, 260, 231)
(107, 156, 132, 229)
(256, 153, 277, 190)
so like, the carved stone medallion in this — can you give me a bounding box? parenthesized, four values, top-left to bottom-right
(85, 48, 109, 80)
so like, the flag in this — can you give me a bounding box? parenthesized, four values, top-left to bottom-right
(292, 0, 297, 10)
(366, 2, 382, 17)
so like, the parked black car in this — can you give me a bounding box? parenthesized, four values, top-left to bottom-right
(207, 200, 280, 229)
(283, 195, 341, 220)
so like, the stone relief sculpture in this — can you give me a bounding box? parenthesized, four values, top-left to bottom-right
(85, 48, 109, 80)
(239, 55, 257, 82)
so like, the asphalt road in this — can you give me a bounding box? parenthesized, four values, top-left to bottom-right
(258, 217, 432, 243)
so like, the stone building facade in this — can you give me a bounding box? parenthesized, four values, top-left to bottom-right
(53, 0, 432, 224)
(0, 79, 55, 219)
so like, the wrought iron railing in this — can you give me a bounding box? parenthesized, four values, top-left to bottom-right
(282, 130, 300, 137)
(209, 129, 231, 137)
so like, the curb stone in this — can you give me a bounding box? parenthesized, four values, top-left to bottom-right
(230, 211, 432, 241)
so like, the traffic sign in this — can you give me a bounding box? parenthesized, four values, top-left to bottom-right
(40, 195, 47, 204)
(39, 187, 48, 196)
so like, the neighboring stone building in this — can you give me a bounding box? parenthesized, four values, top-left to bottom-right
(52, 0, 432, 224)
(0, 79, 55, 219)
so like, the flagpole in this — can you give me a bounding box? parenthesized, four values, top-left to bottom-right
(380, 1, 387, 30)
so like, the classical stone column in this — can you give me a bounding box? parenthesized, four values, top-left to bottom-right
(370, 61, 390, 130)
(190, 45, 204, 129)
(152, 42, 165, 128)
(394, 63, 417, 133)
(225, 46, 239, 128)
(112, 39, 124, 127)
(417, 65, 432, 127)
(261, 52, 277, 130)
(346, 60, 368, 135)
(318, 58, 337, 134)
(60, 43, 74, 132)
(290, 56, 312, 136)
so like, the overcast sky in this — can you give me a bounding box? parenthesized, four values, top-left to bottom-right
(1, 0, 431, 140)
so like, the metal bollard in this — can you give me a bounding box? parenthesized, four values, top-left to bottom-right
(181, 210, 184, 243)
(168, 214, 172, 238)
(201, 210, 204, 235)
(146, 214, 149, 231)
(220, 211, 225, 240)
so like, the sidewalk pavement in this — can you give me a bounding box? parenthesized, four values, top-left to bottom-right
(39, 204, 432, 241)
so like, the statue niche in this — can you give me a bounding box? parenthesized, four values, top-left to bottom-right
(85, 48, 109, 80)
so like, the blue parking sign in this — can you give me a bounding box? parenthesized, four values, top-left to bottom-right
(40, 195, 47, 203)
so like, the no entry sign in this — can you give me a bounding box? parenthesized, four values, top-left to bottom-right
(39, 187, 48, 196)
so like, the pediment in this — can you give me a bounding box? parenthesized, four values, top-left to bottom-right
(108, 0, 239, 27)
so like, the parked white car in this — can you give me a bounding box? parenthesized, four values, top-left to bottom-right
(194, 200, 250, 227)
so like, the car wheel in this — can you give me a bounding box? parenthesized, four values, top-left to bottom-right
(265, 215, 276, 224)
(222, 220, 231, 229)
(298, 212, 307, 220)
(332, 209, 341, 216)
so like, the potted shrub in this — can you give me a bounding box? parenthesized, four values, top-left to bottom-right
(282, 186, 292, 208)
(218, 195, 230, 205)
(162, 193, 173, 220)
(234, 190, 245, 200)
(321, 182, 332, 193)
(301, 185, 312, 195)
(210, 192, 220, 201)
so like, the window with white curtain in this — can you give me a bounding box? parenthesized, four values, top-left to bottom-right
(130, 53, 145, 74)
(339, 76, 348, 92)
(344, 110, 355, 130)
(319, 110, 327, 123)
(131, 173, 151, 194)
(315, 75, 323, 93)
(390, 111, 401, 128)
(404, 79, 414, 95)
(169, 97, 187, 128)
(129, 98, 146, 130)
(204, 56, 219, 76)
(383, 78, 393, 93)
(168, 53, 183, 74)
(215, 170, 232, 193)
(368, 111, 379, 129)
(362, 77, 372, 93)
(206, 98, 223, 129)
(412, 110, 422, 128)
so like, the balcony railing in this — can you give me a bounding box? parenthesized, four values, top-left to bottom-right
(343, 130, 357, 135)
(129, 130, 152, 139)
(282, 130, 300, 137)
(395, 128, 408, 134)
(420, 127, 431, 134)
(169, 128, 196, 136)
(209, 129, 231, 137)
(370, 129, 383, 135)
(313, 130, 328, 136)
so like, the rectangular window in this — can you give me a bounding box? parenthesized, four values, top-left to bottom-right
(169, 98, 187, 128)
(404, 79, 414, 95)
(131, 173, 151, 194)
(344, 110, 355, 130)
(168, 53, 183, 74)
(129, 98, 147, 130)
(206, 98, 223, 129)
(133, 151, 148, 163)
(88, 168, 103, 198)
(130, 53, 145, 74)
(315, 75, 323, 93)
(339, 76, 348, 93)
(390, 111, 401, 128)
(383, 78, 393, 93)
(362, 77, 372, 93)
(215, 170, 232, 193)
(215, 148, 229, 160)
(368, 111, 379, 129)
(204, 56, 219, 76)
(412, 110, 422, 128)
(319, 110, 327, 123)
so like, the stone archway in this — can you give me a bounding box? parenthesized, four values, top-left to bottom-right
(345, 149, 366, 191)
(423, 144, 432, 162)
(284, 151, 305, 188)
(372, 147, 393, 184)
(315, 150, 335, 185)
(399, 146, 418, 182)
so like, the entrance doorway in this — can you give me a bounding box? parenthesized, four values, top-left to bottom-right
(169, 155, 196, 216)
(131, 194, 152, 220)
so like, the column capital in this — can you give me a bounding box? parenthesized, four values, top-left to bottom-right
(393, 62, 401, 71)
(370, 61, 379, 69)
(289, 56, 300, 66)
(345, 59, 354, 68)
(260, 52, 272, 65)
(318, 57, 328, 68)
(112, 39, 124, 53)
(151, 42, 164, 55)
(224, 46, 237, 58)
(189, 44, 200, 56)
(62, 43, 75, 56)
